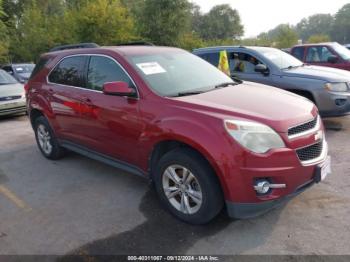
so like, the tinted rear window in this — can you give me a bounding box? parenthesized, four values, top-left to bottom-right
(48, 56, 87, 87)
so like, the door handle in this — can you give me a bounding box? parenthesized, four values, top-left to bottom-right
(83, 97, 93, 105)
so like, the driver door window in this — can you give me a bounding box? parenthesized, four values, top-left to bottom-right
(306, 46, 334, 63)
(87, 56, 134, 91)
(228, 52, 264, 74)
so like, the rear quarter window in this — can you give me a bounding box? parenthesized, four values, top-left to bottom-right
(291, 47, 305, 61)
(30, 57, 51, 79)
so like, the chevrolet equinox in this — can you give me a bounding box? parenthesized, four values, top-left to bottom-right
(26, 44, 331, 224)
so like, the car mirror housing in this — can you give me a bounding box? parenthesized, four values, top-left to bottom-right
(103, 81, 136, 97)
(255, 64, 269, 75)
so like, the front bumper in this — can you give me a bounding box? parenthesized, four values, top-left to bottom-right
(0, 100, 26, 116)
(226, 151, 330, 219)
(316, 91, 350, 117)
(226, 178, 315, 219)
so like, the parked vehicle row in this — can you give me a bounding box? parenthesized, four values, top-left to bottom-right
(1, 63, 35, 83)
(193, 46, 350, 117)
(26, 43, 331, 224)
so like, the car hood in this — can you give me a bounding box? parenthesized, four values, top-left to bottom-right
(282, 65, 350, 82)
(0, 83, 24, 97)
(18, 73, 31, 79)
(174, 82, 317, 133)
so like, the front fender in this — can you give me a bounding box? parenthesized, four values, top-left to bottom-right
(139, 116, 240, 199)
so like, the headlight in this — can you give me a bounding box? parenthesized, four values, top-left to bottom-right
(224, 120, 285, 154)
(324, 82, 348, 92)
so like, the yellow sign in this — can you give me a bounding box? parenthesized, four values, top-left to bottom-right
(218, 50, 230, 76)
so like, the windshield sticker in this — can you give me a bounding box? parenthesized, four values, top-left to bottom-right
(15, 67, 24, 72)
(136, 62, 166, 75)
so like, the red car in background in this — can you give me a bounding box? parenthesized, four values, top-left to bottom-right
(26, 43, 331, 224)
(291, 42, 350, 71)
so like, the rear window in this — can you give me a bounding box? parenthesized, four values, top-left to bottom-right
(48, 56, 87, 87)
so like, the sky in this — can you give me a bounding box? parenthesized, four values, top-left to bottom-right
(192, 0, 350, 37)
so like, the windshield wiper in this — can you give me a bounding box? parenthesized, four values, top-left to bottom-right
(282, 64, 303, 70)
(215, 81, 240, 89)
(174, 90, 206, 97)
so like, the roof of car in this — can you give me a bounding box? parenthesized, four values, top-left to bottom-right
(193, 45, 276, 53)
(292, 42, 338, 48)
(45, 45, 186, 58)
(2, 63, 35, 67)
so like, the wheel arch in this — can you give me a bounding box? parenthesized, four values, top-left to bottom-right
(148, 138, 229, 198)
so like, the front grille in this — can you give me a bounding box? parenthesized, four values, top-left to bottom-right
(0, 95, 21, 102)
(288, 117, 318, 137)
(296, 140, 323, 162)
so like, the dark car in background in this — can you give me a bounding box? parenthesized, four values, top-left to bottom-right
(2, 63, 35, 83)
(290, 42, 350, 71)
(193, 46, 350, 117)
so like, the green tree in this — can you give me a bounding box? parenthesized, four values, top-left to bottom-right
(139, 0, 192, 45)
(274, 24, 298, 48)
(69, 0, 136, 45)
(296, 14, 333, 42)
(333, 3, 350, 43)
(0, 0, 9, 62)
(307, 34, 331, 43)
(200, 4, 243, 40)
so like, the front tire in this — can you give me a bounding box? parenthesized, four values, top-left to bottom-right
(153, 148, 224, 224)
(34, 116, 65, 160)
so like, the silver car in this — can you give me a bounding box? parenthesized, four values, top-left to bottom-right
(0, 69, 26, 116)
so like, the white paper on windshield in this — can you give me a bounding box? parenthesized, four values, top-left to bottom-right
(136, 62, 166, 75)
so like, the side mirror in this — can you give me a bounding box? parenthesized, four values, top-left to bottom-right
(327, 55, 339, 64)
(255, 64, 269, 75)
(103, 81, 136, 97)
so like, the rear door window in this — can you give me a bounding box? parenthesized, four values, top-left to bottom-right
(48, 56, 87, 87)
(197, 52, 220, 67)
(291, 47, 305, 61)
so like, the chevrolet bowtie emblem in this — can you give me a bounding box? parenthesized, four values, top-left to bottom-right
(315, 130, 323, 141)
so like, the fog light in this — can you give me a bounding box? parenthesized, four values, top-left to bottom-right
(254, 180, 287, 194)
(254, 180, 271, 194)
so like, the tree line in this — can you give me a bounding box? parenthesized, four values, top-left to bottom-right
(0, 0, 349, 64)
(249, 4, 350, 48)
(0, 0, 244, 63)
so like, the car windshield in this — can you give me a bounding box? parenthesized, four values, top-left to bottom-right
(14, 64, 35, 75)
(258, 48, 303, 70)
(332, 43, 350, 61)
(128, 51, 234, 97)
(0, 70, 18, 85)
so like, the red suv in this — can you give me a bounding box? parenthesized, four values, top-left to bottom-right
(26, 44, 331, 224)
(291, 42, 350, 71)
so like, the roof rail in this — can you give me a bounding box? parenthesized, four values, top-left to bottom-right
(117, 41, 155, 46)
(49, 43, 100, 52)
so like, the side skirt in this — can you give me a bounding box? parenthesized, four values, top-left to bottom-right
(59, 140, 148, 179)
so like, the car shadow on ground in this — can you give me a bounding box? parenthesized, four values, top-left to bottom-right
(58, 185, 284, 260)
